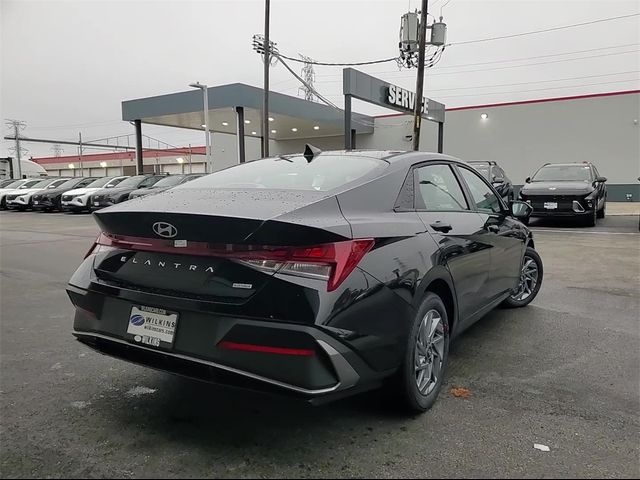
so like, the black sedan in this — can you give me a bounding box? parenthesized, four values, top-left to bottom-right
(68, 149, 543, 412)
(468, 160, 514, 202)
(90, 174, 166, 210)
(128, 173, 203, 199)
(32, 177, 98, 212)
(519, 162, 607, 226)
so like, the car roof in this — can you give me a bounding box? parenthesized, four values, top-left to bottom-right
(540, 162, 593, 167)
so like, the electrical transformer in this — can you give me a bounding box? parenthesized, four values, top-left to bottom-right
(430, 21, 447, 46)
(399, 12, 419, 54)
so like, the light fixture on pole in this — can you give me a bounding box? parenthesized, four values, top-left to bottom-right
(189, 82, 212, 173)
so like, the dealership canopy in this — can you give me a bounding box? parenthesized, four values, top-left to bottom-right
(122, 83, 373, 141)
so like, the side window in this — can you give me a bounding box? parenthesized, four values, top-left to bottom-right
(493, 167, 505, 180)
(459, 167, 503, 214)
(415, 164, 468, 211)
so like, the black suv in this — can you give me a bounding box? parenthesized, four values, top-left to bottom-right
(468, 161, 514, 202)
(519, 162, 607, 226)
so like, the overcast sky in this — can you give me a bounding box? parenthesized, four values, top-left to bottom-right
(1, 0, 638, 157)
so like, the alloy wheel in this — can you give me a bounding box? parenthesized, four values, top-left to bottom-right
(414, 309, 445, 395)
(511, 255, 539, 301)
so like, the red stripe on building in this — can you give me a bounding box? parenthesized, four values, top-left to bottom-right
(34, 146, 206, 165)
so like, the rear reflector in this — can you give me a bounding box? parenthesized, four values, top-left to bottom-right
(217, 341, 316, 357)
(90, 232, 375, 292)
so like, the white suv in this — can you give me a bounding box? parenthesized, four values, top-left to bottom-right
(61, 176, 128, 212)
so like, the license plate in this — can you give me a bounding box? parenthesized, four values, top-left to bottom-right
(544, 202, 558, 209)
(127, 305, 178, 348)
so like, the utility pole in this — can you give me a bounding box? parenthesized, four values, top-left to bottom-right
(78, 132, 84, 176)
(412, 0, 429, 151)
(262, 0, 271, 158)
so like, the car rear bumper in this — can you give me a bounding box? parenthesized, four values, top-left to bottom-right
(67, 284, 383, 400)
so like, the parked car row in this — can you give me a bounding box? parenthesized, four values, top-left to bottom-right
(0, 173, 203, 212)
(469, 160, 607, 226)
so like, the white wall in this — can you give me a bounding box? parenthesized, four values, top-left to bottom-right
(368, 93, 640, 185)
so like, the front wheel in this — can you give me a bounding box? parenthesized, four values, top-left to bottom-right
(502, 247, 543, 308)
(597, 199, 606, 219)
(584, 208, 597, 227)
(392, 292, 450, 413)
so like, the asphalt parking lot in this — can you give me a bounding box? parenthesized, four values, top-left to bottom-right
(1, 211, 638, 478)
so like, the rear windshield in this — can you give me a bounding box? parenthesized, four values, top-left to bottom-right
(184, 155, 385, 191)
(532, 165, 592, 182)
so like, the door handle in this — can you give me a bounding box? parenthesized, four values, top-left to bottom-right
(486, 224, 500, 233)
(430, 221, 453, 233)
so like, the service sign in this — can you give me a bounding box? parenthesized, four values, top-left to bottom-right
(343, 68, 445, 123)
(386, 85, 430, 115)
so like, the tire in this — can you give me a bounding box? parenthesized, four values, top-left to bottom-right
(584, 208, 597, 227)
(597, 198, 606, 219)
(0, 198, 5, 210)
(502, 247, 543, 308)
(391, 292, 450, 413)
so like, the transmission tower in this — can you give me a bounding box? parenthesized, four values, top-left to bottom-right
(298, 55, 316, 102)
(5, 119, 28, 178)
(51, 144, 64, 157)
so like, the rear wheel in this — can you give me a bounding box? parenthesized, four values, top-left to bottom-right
(392, 292, 450, 413)
(502, 247, 543, 308)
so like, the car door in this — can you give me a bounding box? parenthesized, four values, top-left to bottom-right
(412, 162, 493, 324)
(457, 165, 526, 302)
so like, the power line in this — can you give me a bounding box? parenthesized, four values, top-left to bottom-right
(315, 43, 640, 78)
(311, 49, 640, 83)
(276, 52, 399, 66)
(450, 12, 640, 46)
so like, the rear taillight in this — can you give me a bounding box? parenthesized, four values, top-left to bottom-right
(90, 232, 374, 291)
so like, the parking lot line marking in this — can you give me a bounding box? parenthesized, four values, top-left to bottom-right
(531, 229, 638, 235)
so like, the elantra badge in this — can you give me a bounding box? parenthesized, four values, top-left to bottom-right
(153, 222, 178, 238)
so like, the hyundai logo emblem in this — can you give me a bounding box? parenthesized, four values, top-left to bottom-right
(152, 222, 178, 238)
(130, 314, 145, 326)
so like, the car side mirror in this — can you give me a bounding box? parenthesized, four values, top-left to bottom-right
(510, 200, 532, 220)
(525, 177, 531, 183)
(595, 176, 607, 183)
(492, 178, 505, 185)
